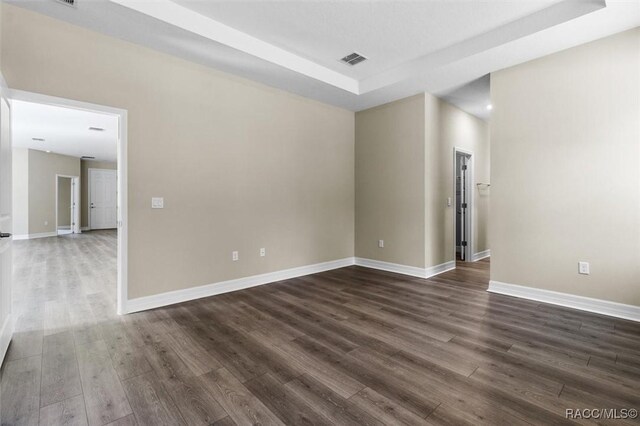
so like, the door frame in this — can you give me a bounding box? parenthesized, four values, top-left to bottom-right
(88, 167, 117, 230)
(10, 90, 129, 315)
(0, 76, 12, 363)
(453, 147, 474, 264)
(55, 174, 80, 235)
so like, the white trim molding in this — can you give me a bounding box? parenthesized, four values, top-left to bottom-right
(354, 257, 455, 279)
(125, 256, 459, 314)
(13, 232, 57, 240)
(488, 280, 640, 323)
(125, 257, 355, 314)
(0, 314, 13, 364)
(472, 249, 491, 262)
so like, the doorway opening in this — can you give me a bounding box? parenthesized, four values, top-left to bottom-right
(454, 148, 473, 262)
(10, 90, 128, 314)
(55, 175, 80, 235)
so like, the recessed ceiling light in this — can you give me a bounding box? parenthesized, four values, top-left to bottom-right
(486, 104, 493, 111)
(32, 137, 45, 141)
(46, 150, 51, 153)
(88, 127, 105, 131)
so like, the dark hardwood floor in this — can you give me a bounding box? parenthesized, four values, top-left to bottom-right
(2, 231, 640, 425)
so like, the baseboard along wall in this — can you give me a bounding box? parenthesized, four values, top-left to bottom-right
(125, 257, 457, 314)
(488, 280, 640, 322)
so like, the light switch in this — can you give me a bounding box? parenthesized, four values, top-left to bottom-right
(447, 197, 452, 207)
(151, 197, 164, 209)
(578, 262, 590, 275)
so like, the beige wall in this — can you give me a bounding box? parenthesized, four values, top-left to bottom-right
(80, 160, 116, 228)
(2, 4, 354, 299)
(425, 94, 490, 267)
(57, 177, 71, 228)
(355, 93, 489, 270)
(355, 94, 426, 267)
(27, 149, 80, 235)
(12, 147, 28, 236)
(490, 28, 640, 305)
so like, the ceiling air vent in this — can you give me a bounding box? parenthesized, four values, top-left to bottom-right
(54, 0, 76, 7)
(81, 156, 95, 160)
(340, 52, 367, 66)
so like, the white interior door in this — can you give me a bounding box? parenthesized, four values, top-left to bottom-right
(90, 169, 117, 230)
(0, 94, 13, 363)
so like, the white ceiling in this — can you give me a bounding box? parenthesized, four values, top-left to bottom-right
(12, 100, 118, 162)
(172, 0, 560, 81)
(6, 0, 640, 119)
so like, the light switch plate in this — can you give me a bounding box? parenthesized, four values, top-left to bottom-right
(578, 261, 590, 275)
(151, 197, 164, 209)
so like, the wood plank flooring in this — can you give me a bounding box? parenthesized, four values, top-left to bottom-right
(2, 230, 640, 425)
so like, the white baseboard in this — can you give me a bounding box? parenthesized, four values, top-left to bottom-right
(57, 229, 73, 235)
(488, 280, 640, 322)
(81, 227, 90, 231)
(472, 249, 491, 261)
(354, 257, 456, 279)
(125, 255, 460, 315)
(125, 257, 356, 314)
(0, 314, 13, 365)
(12, 231, 57, 240)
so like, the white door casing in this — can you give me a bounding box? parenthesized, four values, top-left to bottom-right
(0, 91, 13, 363)
(89, 168, 117, 230)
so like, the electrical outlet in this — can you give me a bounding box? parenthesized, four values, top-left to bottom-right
(151, 197, 164, 209)
(232, 251, 239, 261)
(378, 240, 384, 248)
(578, 261, 590, 275)
(260, 248, 266, 257)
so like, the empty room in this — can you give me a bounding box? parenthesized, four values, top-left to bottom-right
(0, 0, 638, 425)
